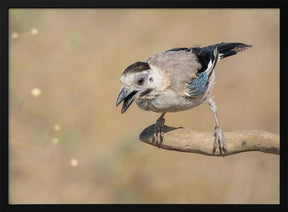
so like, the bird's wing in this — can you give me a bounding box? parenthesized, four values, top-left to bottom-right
(185, 42, 252, 97)
(146, 47, 219, 96)
(185, 46, 219, 97)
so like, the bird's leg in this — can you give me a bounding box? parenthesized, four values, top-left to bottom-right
(153, 112, 166, 147)
(207, 99, 226, 156)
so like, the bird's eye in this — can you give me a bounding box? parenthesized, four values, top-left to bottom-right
(138, 78, 144, 86)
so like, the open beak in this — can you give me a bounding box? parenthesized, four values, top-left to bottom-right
(116, 86, 137, 114)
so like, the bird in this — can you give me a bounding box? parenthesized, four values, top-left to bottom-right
(116, 42, 252, 156)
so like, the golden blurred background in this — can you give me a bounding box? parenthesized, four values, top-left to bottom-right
(9, 9, 279, 204)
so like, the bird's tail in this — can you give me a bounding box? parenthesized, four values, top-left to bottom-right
(215, 42, 252, 59)
(190, 42, 252, 75)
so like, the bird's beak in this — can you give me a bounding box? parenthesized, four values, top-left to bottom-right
(116, 86, 137, 114)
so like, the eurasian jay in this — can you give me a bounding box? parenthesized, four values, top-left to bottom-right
(116, 42, 252, 155)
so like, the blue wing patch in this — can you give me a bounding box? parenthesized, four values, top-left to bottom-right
(187, 72, 209, 96)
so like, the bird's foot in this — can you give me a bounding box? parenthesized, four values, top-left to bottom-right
(213, 126, 227, 156)
(153, 117, 165, 147)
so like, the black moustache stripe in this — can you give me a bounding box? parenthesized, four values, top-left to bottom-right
(139, 89, 152, 97)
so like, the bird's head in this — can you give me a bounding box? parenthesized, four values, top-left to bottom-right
(116, 61, 158, 114)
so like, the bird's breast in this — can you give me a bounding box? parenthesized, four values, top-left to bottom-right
(135, 89, 207, 113)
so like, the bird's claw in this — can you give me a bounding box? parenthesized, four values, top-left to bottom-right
(153, 117, 165, 147)
(213, 126, 226, 156)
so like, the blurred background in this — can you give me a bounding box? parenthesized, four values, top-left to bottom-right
(9, 9, 279, 204)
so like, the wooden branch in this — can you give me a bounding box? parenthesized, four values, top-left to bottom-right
(139, 125, 279, 156)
